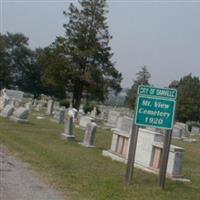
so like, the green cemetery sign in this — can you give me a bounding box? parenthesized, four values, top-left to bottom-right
(135, 85, 177, 129)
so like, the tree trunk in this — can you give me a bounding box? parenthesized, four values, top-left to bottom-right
(72, 80, 83, 109)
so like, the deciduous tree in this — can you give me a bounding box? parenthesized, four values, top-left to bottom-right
(169, 74, 200, 122)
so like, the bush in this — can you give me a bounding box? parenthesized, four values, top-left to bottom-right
(59, 99, 70, 108)
(83, 102, 100, 115)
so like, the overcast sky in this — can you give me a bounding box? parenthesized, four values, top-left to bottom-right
(1, 0, 200, 88)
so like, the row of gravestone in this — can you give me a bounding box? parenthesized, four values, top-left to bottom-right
(61, 115, 97, 147)
(0, 104, 29, 123)
(32, 96, 194, 142)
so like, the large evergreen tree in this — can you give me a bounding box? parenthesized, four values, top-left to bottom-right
(169, 74, 200, 122)
(42, 0, 122, 108)
(126, 66, 151, 109)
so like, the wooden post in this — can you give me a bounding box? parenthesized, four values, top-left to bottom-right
(125, 122, 139, 185)
(159, 129, 172, 189)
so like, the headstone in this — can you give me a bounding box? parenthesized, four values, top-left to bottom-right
(116, 116, 132, 133)
(103, 128, 185, 178)
(191, 126, 200, 135)
(79, 116, 93, 129)
(91, 107, 97, 118)
(4, 89, 24, 102)
(61, 115, 75, 141)
(100, 110, 108, 121)
(172, 122, 186, 139)
(81, 122, 97, 147)
(14, 100, 21, 108)
(0, 96, 8, 111)
(68, 108, 78, 120)
(105, 110, 122, 128)
(0, 105, 14, 118)
(25, 102, 32, 112)
(52, 107, 65, 124)
(33, 99, 37, 107)
(10, 107, 29, 123)
(47, 100, 54, 115)
(78, 105, 85, 115)
(36, 104, 42, 112)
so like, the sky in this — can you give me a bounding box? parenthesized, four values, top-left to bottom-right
(1, 0, 200, 88)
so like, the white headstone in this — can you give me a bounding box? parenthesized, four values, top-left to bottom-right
(52, 107, 65, 124)
(91, 107, 97, 118)
(0, 96, 8, 111)
(81, 122, 97, 147)
(25, 102, 32, 112)
(0, 105, 14, 118)
(79, 116, 93, 129)
(116, 116, 132, 133)
(61, 115, 75, 141)
(47, 100, 54, 115)
(106, 110, 122, 127)
(4, 89, 24, 102)
(191, 126, 200, 134)
(10, 107, 29, 123)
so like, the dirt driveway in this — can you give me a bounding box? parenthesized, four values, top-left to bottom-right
(0, 145, 65, 200)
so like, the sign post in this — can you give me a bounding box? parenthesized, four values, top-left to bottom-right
(134, 85, 177, 189)
(159, 129, 172, 189)
(125, 122, 138, 185)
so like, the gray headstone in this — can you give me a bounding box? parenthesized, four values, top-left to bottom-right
(68, 108, 78, 120)
(33, 99, 37, 107)
(116, 116, 132, 133)
(25, 102, 32, 112)
(172, 127, 183, 138)
(4, 89, 24, 102)
(0, 96, 8, 111)
(106, 110, 122, 127)
(52, 107, 65, 124)
(0, 105, 14, 118)
(10, 107, 29, 123)
(61, 115, 75, 141)
(191, 126, 200, 134)
(36, 104, 42, 112)
(91, 107, 97, 118)
(78, 105, 85, 115)
(79, 116, 93, 129)
(47, 100, 54, 115)
(81, 122, 97, 147)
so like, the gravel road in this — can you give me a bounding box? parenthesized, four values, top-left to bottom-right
(0, 145, 66, 200)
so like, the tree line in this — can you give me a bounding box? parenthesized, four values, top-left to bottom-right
(0, 0, 122, 109)
(126, 67, 200, 123)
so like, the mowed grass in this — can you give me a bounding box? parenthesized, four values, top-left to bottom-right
(0, 114, 200, 200)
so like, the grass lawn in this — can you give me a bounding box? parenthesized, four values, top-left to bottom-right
(0, 113, 200, 200)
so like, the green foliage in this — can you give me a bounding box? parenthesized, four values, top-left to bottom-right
(83, 101, 100, 115)
(126, 66, 151, 109)
(83, 102, 94, 113)
(41, 0, 122, 109)
(0, 33, 12, 89)
(0, 33, 43, 96)
(59, 99, 70, 108)
(169, 74, 200, 123)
